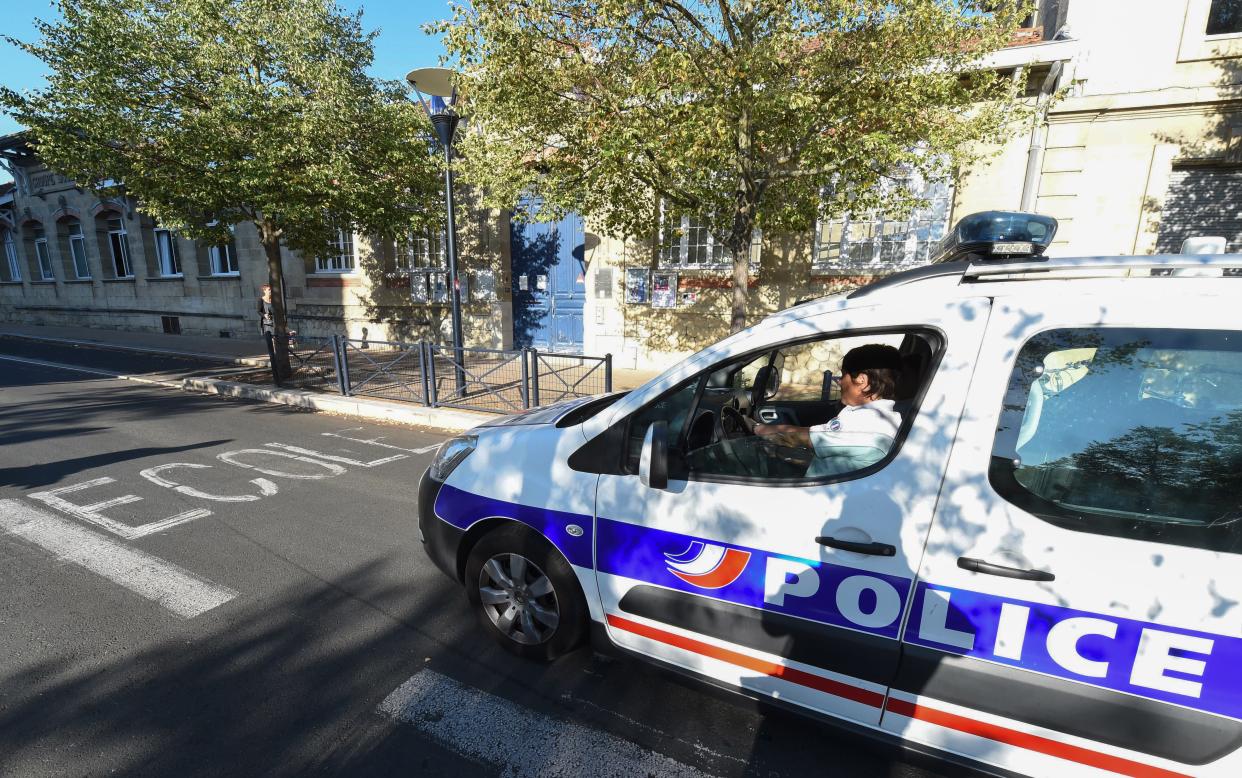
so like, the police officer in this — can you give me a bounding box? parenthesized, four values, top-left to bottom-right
(754, 343, 903, 476)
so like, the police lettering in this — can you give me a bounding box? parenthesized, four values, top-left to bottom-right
(916, 588, 1215, 699)
(762, 557, 904, 633)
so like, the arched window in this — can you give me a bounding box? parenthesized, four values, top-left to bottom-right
(60, 218, 92, 279)
(1, 226, 20, 282)
(103, 215, 133, 278)
(207, 224, 238, 275)
(152, 220, 182, 276)
(28, 224, 55, 280)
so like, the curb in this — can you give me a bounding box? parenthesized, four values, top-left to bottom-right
(181, 376, 487, 432)
(0, 331, 270, 367)
(0, 349, 489, 434)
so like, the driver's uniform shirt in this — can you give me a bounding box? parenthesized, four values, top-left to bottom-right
(806, 399, 901, 477)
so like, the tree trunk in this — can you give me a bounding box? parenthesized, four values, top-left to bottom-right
(727, 214, 754, 334)
(728, 102, 756, 334)
(259, 224, 293, 383)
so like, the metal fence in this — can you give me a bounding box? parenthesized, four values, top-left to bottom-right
(283, 335, 340, 392)
(324, 335, 612, 414)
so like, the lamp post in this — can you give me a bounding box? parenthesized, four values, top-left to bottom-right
(406, 66, 466, 397)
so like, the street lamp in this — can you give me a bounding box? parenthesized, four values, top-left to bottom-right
(406, 66, 466, 397)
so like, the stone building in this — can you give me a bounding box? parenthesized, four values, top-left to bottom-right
(4, 0, 1242, 371)
(576, 0, 1242, 368)
(0, 131, 512, 346)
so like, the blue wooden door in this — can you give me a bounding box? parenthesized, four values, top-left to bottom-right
(511, 209, 586, 352)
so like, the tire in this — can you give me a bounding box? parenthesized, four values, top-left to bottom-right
(464, 523, 588, 661)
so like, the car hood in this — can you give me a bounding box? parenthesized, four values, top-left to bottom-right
(475, 393, 623, 428)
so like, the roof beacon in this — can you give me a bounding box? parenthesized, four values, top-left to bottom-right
(932, 210, 1057, 264)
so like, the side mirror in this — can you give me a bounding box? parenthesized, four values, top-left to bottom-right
(639, 420, 668, 489)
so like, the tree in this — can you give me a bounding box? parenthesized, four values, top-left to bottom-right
(437, 0, 1031, 332)
(2, 0, 441, 378)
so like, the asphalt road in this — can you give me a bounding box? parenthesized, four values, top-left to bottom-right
(0, 341, 947, 778)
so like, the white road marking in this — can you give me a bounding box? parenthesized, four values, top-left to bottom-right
(557, 691, 748, 767)
(0, 353, 181, 389)
(377, 669, 713, 778)
(217, 448, 347, 479)
(140, 462, 279, 502)
(29, 477, 210, 539)
(0, 499, 237, 618)
(0, 353, 122, 377)
(264, 442, 406, 468)
(323, 429, 441, 454)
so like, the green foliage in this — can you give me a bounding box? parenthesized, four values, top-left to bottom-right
(435, 0, 1034, 329)
(2, 0, 441, 256)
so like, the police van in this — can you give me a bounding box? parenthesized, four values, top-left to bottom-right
(418, 211, 1242, 778)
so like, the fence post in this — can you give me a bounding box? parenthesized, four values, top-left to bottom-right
(529, 348, 541, 408)
(330, 335, 346, 396)
(337, 335, 353, 397)
(519, 348, 530, 410)
(418, 341, 431, 406)
(427, 343, 439, 407)
(604, 353, 613, 393)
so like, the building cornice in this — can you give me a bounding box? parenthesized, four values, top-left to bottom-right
(1050, 85, 1242, 120)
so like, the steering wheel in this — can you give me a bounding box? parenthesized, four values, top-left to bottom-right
(715, 404, 753, 462)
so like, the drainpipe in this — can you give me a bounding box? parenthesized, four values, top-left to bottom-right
(1020, 60, 1064, 212)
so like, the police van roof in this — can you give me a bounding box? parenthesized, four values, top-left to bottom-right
(845, 252, 1242, 300)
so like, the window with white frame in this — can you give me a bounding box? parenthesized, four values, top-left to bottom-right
(316, 225, 355, 272)
(66, 221, 91, 278)
(105, 216, 133, 278)
(2, 227, 20, 282)
(813, 172, 953, 273)
(208, 242, 237, 275)
(397, 228, 446, 271)
(33, 227, 54, 280)
(153, 224, 181, 276)
(1208, 0, 1242, 35)
(656, 205, 760, 269)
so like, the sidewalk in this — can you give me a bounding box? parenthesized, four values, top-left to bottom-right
(0, 321, 270, 364)
(0, 322, 666, 431)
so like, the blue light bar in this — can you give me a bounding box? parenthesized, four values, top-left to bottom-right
(933, 211, 1058, 264)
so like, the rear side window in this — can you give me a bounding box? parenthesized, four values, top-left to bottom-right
(991, 327, 1242, 554)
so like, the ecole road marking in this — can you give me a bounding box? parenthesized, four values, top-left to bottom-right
(0, 499, 237, 619)
(377, 669, 713, 778)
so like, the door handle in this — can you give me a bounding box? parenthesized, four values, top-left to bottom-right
(957, 557, 1055, 582)
(816, 536, 896, 556)
(758, 408, 779, 422)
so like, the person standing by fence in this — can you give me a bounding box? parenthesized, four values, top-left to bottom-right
(258, 284, 281, 387)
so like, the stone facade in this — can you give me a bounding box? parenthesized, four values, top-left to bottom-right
(0, 139, 512, 347)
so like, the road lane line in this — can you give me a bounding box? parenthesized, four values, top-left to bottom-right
(0, 353, 182, 388)
(0, 499, 237, 619)
(322, 429, 441, 454)
(0, 353, 122, 377)
(377, 669, 713, 778)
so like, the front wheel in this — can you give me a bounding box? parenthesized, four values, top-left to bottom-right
(464, 524, 588, 661)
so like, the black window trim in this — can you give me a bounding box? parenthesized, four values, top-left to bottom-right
(570, 324, 947, 487)
(987, 323, 1242, 554)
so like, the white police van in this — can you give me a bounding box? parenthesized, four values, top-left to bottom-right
(418, 211, 1242, 778)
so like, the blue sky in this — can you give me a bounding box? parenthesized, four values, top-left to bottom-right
(0, 0, 454, 138)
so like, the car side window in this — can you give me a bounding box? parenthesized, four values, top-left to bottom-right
(990, 327, 1242, 554)
(624, 330, 933, 483)
(624, 377, 701, 473)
